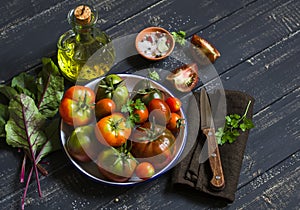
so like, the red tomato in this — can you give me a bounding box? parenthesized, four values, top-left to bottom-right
(130, 122, 175, 169)
(166, 63, 199, 92)
(59, 86, 95, 126)
(95, 98, 116, 119)
(148, 98, 171, 125)
(165, 97, 181, 112)
(148, 148, 173, 170)
(167, 112, 184, 134)
(95, 113, 131, 147)
(135, 162, 155, 180)
(133, 104, 149, 124)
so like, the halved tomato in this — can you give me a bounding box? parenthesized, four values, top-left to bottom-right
(191, 34, 220, 63)
(166, 63, 199, 92)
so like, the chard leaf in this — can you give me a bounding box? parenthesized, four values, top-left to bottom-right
(36, 58, 64, 118)
(11, 72, 36, 100)
(0, 104, 8, 138)
(36, 118, 61, 162)
(0, 84, 19, 99)
(5, 94, 47, 152)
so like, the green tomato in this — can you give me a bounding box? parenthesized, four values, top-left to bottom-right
(95, 74, 129, 111)
(133, 88, 165, 106)
(97, 147, 137, 182)
(67, 125, 99, 162)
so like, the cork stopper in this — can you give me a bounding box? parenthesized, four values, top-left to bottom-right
(74, 5, 92, 25)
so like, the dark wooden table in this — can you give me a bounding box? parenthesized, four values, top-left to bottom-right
(1, 0, 299, 209)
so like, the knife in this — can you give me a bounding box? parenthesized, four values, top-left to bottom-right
(200, 88, 225, 190)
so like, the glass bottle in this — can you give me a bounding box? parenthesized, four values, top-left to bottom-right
(57, 5, 115, 83)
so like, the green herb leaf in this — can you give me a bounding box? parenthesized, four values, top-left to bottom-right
(148, 70, 160, 81)
(216, 100, 254, 145)
(121, 98, 145, 127)
(244, 118, 255, 129)
(11, 72, 37, 100)
(5, 94, 47, 152)
(0, 57, 65, 207)
(36, 58, 64, 118)
(0, 104, 8, 138)
(0, 84, 19, 99)
(171, 31, 186, 45)
(133, 98, 145, 110)
(36, 118, 61, 162)
(125, 116, 136, 128)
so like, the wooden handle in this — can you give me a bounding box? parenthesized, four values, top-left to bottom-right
(203, 128, 225, 190)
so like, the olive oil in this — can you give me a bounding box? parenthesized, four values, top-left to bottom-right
(57, 5, 114, 83)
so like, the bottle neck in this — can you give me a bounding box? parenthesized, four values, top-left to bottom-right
(74, 26, 94, 43)
(67, 5, 98, 42)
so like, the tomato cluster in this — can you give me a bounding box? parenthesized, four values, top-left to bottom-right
(59, 74, 185, 182)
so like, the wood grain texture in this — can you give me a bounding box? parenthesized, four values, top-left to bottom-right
(0, 0, 299, 209)
(200, 0, 300, 74)
(107, 0, 255, 37)
(0, 0, 161, 83)
(234, 151, 300, 209)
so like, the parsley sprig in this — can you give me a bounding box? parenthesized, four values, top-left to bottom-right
(171, 30, 186, 45)
(148, 69, 160, 81)
(121, 98, 146, 128)
(215, 100, 254, 145)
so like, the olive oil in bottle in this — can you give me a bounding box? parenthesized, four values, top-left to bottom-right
(57, 5, 114, 83)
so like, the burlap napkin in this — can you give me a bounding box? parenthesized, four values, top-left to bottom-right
(172, 90, 255, 202)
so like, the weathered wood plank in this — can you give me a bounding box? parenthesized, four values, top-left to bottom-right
(100, 0, 300, 207)
(0, 0, 63, 26)
(238, 87, 300, 186)
(107, 0, 298, 76)
(202, 0, 300, 74)
(0, 0, 299, 209)
(233, 151, 300, 209)
(0, 0, 162, 83)
(220, 29, 300, 112)
(0, 149, 132, 209)
(1, 0, 257, 208)
(207, 17, 300, 188)
(107, 0, 256, 37)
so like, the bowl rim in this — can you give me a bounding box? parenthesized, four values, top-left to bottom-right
(135, 27, 175, 61)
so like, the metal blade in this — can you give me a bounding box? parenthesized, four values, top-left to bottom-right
(200, 88, 214, 129)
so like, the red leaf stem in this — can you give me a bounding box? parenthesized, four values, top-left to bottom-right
(21, 167, 33, 210)
(20, 154, 27, 183)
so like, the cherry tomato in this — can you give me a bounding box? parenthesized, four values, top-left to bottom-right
(165, 97, 181, 112)
(97, 147, 137, 182)
(166, 63, 199, 92)
(148, 148, 173, 170)
(59, 86, 95, 126)
(148, 98, 171, 125)
(135, 162, 155, 180)
(167, 112, 184, 134)
(133, 104, 149, 124)
(95, 98, 116, 119)
(95, 113, 131, 147)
